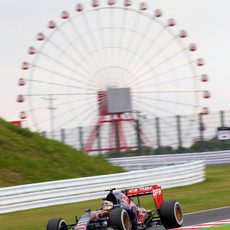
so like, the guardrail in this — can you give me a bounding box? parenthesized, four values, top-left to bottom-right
(108, 150, 230, 170)
(0, 161, 204, 214)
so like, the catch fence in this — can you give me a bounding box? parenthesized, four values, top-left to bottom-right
(42, 110, 230, 153)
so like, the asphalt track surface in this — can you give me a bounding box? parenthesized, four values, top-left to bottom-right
(182, 206, 230, 227)
(152, 206, 230, 229)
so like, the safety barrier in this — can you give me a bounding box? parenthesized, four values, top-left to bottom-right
(0, 161, 204, 214)
(109, 150, 230, 170)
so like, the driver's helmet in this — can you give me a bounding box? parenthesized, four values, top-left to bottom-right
(102, 200, 113, 211)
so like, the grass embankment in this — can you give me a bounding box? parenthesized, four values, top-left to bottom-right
(0, 166, 229, 230)
(0, 118, 124, 187)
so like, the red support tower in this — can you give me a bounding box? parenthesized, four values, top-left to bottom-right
(84, 88, 151, 153)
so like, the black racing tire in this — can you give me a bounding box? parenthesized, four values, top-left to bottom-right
(159, 200, 183, 229)
(46, 218, 68, 230)
(109, 207, 131, 230)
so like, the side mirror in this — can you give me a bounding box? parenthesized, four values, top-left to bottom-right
(105, 188, 116, 193)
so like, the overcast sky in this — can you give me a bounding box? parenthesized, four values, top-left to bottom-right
(0, 0, 230, 122)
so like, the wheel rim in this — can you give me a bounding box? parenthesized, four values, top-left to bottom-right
(175, 203, 183, 225)
(122, 211, 131, 230)
(58, 220, 67, 230)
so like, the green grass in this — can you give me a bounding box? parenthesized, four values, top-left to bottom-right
(0, 118, 124, 187)
(207, 225, 230, 229)
(0, 166, 229, 230)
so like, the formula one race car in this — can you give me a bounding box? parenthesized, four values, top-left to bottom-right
(46, 185, 183, 230)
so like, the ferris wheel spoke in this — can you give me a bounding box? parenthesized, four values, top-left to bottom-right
(57, 27, 101, 71)
(57, 28, 83, 57)
(126, 24, 165, 76)
(55, 97, 96, 124)
(118, 11, 141, 66)
(130, 36, 177, 77)
(109, 7, 115, 66)
(73, 108, 99, 129)
(123, 19, 153, 69)
(27, 105, 47, 113)
(87, 42, 151, 78)
(69, 25, 164, 69)
(25, 92, 96, 97)
(125, 47, 187, 88)
(75, 45, 152, 86)
(36, 51, 97, 88)
(147, 47, 186, 73)
(137, 74, 199, 88)
(57, 100, 96, 125)
(32, 96, 96, 129)
(114, 7, 127, 67)
(56, 100, 97, 129)
(27, 78, 97, 92)
(132, 94, 198, 108)
(133, 90, 201, 94)
(46, 38, 96, 79)
(134, 97, 177, 115)
(93, 9, 107, 66)
(68, 19, 102, 69)
(68, 19, 90, 54)
(27, 96, 94, 113)
(55, 97, 96, 110)
(126, 59, 196, 88)
(32, 64, 98, 91)
(81, 12, 105, 68)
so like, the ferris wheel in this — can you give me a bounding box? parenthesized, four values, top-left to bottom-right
(17, 0, 210, 152)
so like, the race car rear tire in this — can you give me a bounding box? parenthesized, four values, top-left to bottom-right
(109, 208, 131, 230)
(46, 218, 68, 230)
(159, 200, 183, 229)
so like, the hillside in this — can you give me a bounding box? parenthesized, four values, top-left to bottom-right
(0, 118, 124, 187)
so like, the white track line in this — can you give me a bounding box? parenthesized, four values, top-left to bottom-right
(183, 206, 230, 216)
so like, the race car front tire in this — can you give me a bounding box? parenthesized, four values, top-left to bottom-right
(159, 200, 183, 229)
(109, 207, 131, 230)
(46, 218, 68, 230)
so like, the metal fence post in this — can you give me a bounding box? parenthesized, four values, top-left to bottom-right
(155, 117, 161, 149)
(61, 128, 65, 143)
(114, 122, 121, 153)
(220, 110, 225, 127)
(41, 131, 47, 137)
(176, 115, 182, 150)
(96, 125, 101, 155)
(136, 119, 142, 154)
(78, 127, 84, 151)
(220, 110, 226, 149)
(199, 113, 204, 142)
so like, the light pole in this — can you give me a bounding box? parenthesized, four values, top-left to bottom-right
(42, 94, 57, 138)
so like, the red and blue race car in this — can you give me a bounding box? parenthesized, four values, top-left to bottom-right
(46, 185, 183, 230)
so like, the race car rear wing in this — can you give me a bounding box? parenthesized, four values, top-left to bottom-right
(123, 185, 161, 197)
(122, 185, 163, 209)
